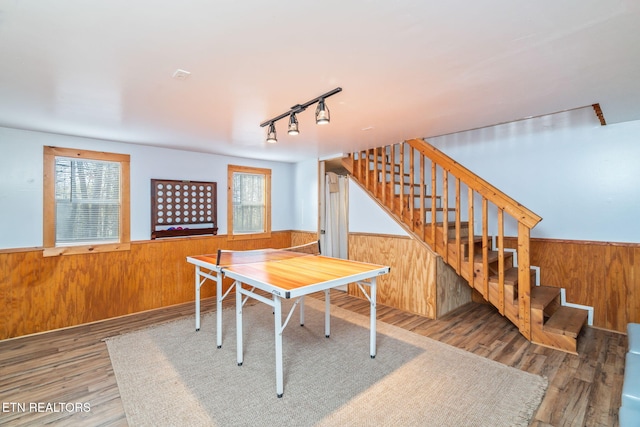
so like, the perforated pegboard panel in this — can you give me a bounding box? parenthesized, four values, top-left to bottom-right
(150, 179, 217, 239)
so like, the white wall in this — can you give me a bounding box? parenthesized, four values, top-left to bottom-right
(291, 158, 408, 236)
(294, 108, 640, 243)
(292, 158, 318, 232)
(0, 127, 295, 250)
(348, 179, 409, 236)
(428, 108, 640, 243)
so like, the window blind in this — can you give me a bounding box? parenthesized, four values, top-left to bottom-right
(232, 172, 265, 233)
(54, 157, 121, 244)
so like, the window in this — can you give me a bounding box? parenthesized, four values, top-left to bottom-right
(227, 165, 271, 240)
(43, 147, 130, 256)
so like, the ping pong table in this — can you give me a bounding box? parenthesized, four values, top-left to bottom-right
(185, 242, 323, 348)
(187, 243, 390, 397)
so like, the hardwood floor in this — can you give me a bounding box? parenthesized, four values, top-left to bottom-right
(0, 291, 626, 426)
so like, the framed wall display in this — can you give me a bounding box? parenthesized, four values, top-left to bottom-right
(150, 179, 218, 239)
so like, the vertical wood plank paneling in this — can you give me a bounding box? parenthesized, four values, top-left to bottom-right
(606, 244, 632, 332)
(347, 234, 397, 303)
(73, 252, 106, 324)
(0, 231, 292, 340)
(131, 240, 167, 310)
(571, 243, 606, 326)
(631, 246, 640, 324)
(4, 252, 45, 338)
(159, 238, 200, 306)
(436, 257, 472, 318)
(0, 252, 7, 338)
(290, 231, 318, 248)
(348, 233, 437, 318)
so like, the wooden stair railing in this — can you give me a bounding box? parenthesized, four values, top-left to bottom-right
(348, 138, 542, 342)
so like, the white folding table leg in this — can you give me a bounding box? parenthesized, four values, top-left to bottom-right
(370, 278, 377, 358)
(299, 295, 305, 326)
(236, 281, 244, 366)
(216, 273, 223, 348)
(274, 296, 284, 398)
(195, 266, 201, 331)
(324, 289, 331, 338)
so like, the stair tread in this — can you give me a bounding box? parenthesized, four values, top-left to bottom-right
(543, 306, 588, 338)
(394, 193, 441, 200)
(489, 267, 519, 285)
(411, 194, 441, 199)
(489, 267, 537, 285)
(392, 181, 427, 187)
(473, 250, 513, 264)
(531, 286, 561, 309)
(450, 235, 484, 243)
(427, 221, 469, 227)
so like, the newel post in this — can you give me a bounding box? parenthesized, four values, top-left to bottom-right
(517, 222, 532, 340)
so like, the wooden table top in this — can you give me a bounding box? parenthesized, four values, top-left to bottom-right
(223, 254, 388, 291)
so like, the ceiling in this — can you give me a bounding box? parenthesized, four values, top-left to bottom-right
(1, 1, 639, 163)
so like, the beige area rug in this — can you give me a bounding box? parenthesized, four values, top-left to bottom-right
(105, 297, 547, 427)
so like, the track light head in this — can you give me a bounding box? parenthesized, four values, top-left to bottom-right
(266, 122, 277, 143)
(287, 113, 299, 135)
(315, 99, 330, 125)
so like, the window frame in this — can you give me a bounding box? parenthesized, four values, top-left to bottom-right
(43, 146, 130, 256)
(227, 164, 271, 241)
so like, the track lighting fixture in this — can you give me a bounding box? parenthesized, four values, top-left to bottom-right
(315, 99, 330, 125)
(260, 87, 342, 143)
(287, 113, 299, 135)
(266, 122, 277, 143)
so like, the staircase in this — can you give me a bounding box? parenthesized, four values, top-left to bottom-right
(345, 138, 589, 354)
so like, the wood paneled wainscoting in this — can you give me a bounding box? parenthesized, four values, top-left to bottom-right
(504, 237, 640, 333)
(347, 233, 471, 319)
(290, 230, 319, 248)
(0, 231, 299, 340)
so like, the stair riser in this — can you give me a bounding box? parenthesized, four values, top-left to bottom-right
(531, 308, 579, 354)
(473, 258, 514, 285)
(488, 281, 519, 322)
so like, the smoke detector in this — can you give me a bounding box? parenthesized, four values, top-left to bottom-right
(172, 69, 191, 81)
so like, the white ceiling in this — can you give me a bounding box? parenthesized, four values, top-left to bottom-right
(1, 0, 639, 163)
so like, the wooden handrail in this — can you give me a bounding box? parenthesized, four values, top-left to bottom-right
(406, 138, 542, 229)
